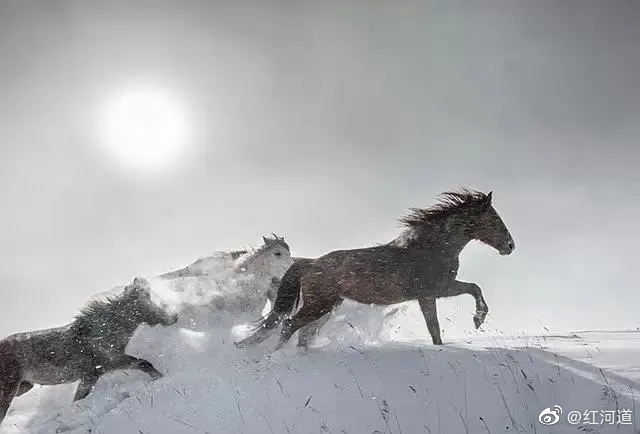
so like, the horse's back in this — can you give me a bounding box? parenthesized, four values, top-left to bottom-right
(3, 324, 71, 344)
(0, 324, 86, 385)
(160, 252, 237, 280)
(315, 245, 408, 269)
(2, 325, 75, 358)
(296, 245, 425, 304)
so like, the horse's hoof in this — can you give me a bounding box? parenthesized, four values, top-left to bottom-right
(473, 310, 488, 329)
(149, 372, 163, 380)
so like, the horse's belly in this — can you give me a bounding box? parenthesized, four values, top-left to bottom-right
(22, 363, 82, 385)
(15, 342, 86, 385)
(339, 280, 407, 305)
(347, 291, 407, 305)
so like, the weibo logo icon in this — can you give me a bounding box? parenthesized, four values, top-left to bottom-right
(538, 405, 563, 425)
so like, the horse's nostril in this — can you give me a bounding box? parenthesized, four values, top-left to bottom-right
(508, 241, 515, 250)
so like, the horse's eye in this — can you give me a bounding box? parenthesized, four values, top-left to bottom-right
(274, 252, 282, 257)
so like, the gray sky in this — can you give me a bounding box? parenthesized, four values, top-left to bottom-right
(1, 0, 638, 338)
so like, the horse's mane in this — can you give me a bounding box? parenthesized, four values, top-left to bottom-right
(229, 250, 249, 260)
(74, 290, 136, 326)
(400, 188, 488, 228)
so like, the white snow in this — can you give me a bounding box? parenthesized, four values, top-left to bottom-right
(2, 257, 639, 434)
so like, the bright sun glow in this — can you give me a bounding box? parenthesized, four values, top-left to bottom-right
(101, 87, 189, 171)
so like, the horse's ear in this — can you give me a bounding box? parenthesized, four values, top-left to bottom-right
(133, 277, 150, 291)
(263, 236, 269, 244)
(483, 191, 493, 209)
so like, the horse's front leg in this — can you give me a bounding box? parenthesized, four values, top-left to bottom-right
(115, 355, 163, 380)
(418, 297, 443, 345)
(443, 280, 489, 329)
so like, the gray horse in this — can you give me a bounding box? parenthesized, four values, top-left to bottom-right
(237, 189, 515, 350)
(0, 277, 177, 424)
(157, 234, 293, 312)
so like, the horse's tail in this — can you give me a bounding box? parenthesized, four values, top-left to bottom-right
(235, 260, 306, 347)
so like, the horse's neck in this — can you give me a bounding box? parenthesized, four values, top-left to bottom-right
(410, 221, 472, 258)
(390, 228, 417, 247)
(235, 254, 263, 276)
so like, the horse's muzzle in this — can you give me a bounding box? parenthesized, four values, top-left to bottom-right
(499, 240, 516, 256)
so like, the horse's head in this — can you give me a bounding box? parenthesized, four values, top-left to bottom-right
(123, 277, 179, 326)
(240, 234, 294, 280)
(469, 191, 515, 256)
(262, 234, 295, 278)
(401, 189, 515, 256)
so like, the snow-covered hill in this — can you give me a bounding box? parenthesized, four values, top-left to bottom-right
(2, 258, 639, 433)
(5, 330, 640, 434)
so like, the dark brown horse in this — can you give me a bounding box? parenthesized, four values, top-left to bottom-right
(0, 277, 177, 425)
(236, 189, 515, 350)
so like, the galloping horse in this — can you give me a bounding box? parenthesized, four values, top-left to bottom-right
(237, 189, 515, 350)
(0, 277, 177, 424)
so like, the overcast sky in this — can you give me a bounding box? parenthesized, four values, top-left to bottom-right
(1, 0, 638, 338)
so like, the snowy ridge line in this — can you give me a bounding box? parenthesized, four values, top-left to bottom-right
(569, 330, 640, 335)
(524, 347, 640, 400)
(516, 330, 640, 338)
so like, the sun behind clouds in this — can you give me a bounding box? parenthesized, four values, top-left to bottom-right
(99, 86, 190, 172)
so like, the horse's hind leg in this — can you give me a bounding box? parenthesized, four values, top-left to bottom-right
(15, 382, 33, 397)
(0, 354, 21, 424)
(73, 376, 99, 401)
(0, 378, 20, 423)
(443, 280, 489, 329)
(278, 297, 341, 350)
(297, 299, 344, 349)
(297, 313, 331, 349)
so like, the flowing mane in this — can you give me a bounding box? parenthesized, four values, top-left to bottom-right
(229, 250, 248, 260)
(74, 291, 134, 326)
(399, 188, 488, 228)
